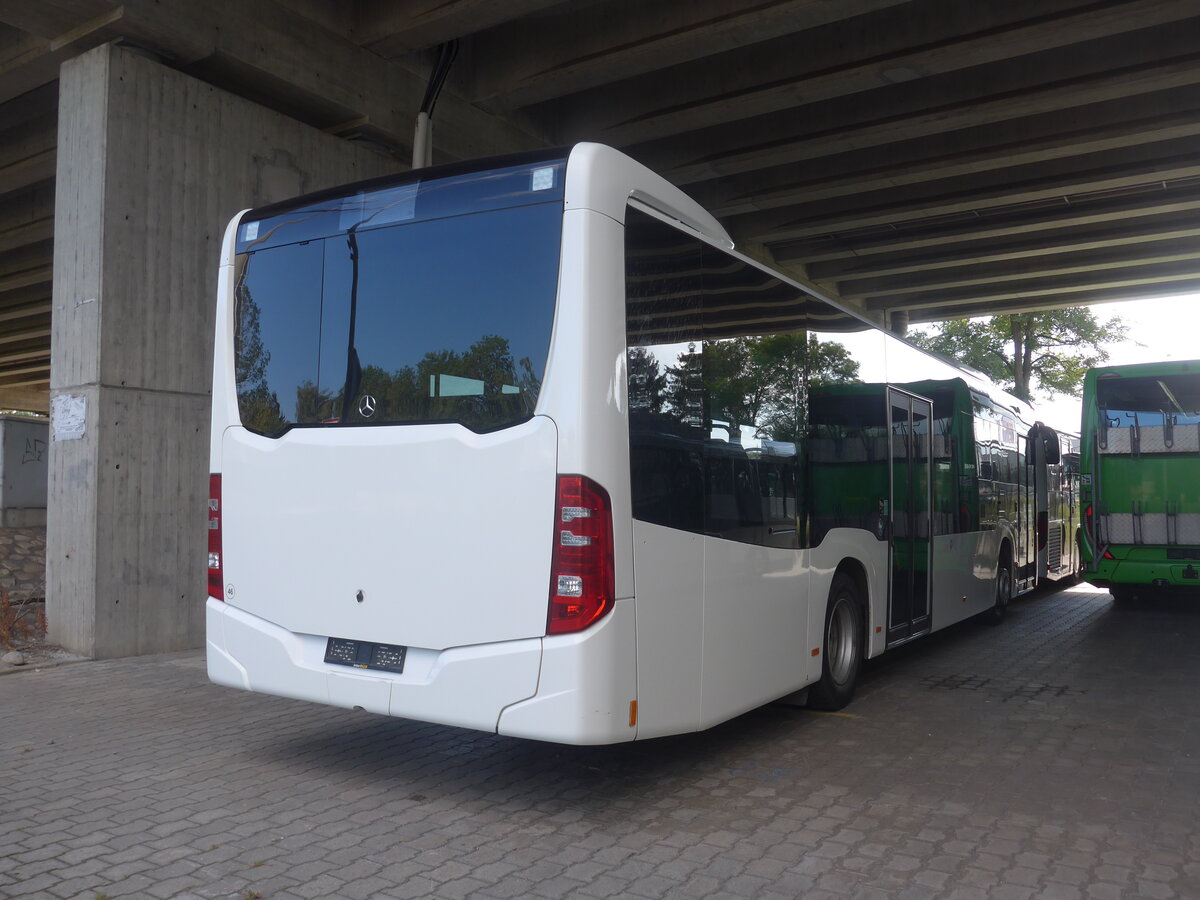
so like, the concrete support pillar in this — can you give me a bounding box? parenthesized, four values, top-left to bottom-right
(889, 309, 910, 337)
(49, 44, 397, 658)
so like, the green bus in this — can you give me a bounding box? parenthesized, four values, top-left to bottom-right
(1080, 359, 1200, 600)
(807, 378, 1081, 637)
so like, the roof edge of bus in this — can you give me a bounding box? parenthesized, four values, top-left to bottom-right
(239, 145, 573, 224)
(564, 143, 734, 250)
(1087, 359, 1200, 379)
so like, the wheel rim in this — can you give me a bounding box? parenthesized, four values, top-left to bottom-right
(827, 596, 858, 685)
(997, 565, 1011, 609)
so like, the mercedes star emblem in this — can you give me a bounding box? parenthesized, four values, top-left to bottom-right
(358, 394, 377, 418)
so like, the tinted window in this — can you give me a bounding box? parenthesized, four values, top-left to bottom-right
(234, 163, 564, 436)
(1098, 374, 1200, 427)
(625, 208, 866, 548)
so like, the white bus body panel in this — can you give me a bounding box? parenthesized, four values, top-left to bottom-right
(632, 523, 888, 740)
(630, 523, 704, 739)
(208, 599, 543, 732)
(219, 416, 558, 651)
(498, 598, 637, 744)
(929, 531, 999, 629)
(699, 539, 808, 729)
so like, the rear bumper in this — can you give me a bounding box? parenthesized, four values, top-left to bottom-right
(1088, 553, 1200, 589)
(206, 597, 637, 744)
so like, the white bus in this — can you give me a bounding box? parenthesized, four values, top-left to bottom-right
(207, 143, 1074, 744)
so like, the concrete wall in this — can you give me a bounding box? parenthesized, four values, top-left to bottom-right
(49, 43, 399, 658)
(0, 414, 49, 526)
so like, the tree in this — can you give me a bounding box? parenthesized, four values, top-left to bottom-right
(628, 346, 670, 414)
(234, 287, 286, 435)
(660, 334, 861, 442)
(909, 308, 1126, 402)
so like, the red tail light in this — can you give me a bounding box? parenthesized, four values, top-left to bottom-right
(208, 474, 223, 600)
(548, 475, 614, 635)
(1084, 503, 1094, 539)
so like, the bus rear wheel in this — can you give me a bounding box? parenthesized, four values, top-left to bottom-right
(985, 554, 1012, 626)
(807, 573, 863, 711)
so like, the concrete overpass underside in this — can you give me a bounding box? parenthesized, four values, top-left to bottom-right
(0, 0, 1197, 655)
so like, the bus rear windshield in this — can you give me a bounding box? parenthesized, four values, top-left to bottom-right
(232, 160, 565, 436)
(1098, 373, 1200, 428)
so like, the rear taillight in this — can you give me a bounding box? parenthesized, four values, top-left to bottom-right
(548, 475, 614, 635)
(208, 474, 223, 600)
(1084, 504, 1094, 539)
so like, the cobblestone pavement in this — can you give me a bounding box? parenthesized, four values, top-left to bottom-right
(0, 527, 45, 603)
(2, 583, 1199, 899)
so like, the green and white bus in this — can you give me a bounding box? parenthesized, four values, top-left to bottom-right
(207, 143, 1081, 743)
(1080, 359, 1200, 601)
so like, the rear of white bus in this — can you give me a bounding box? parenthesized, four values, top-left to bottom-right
(206, 147, 655, 744)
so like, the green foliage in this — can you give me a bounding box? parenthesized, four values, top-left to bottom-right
(652, 333, 860, 442)
(909, 308, 1126, 402)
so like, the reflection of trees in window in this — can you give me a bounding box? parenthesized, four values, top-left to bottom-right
(289, 334, 541, 432)
(234, 286, 285, 435)
(652, 334, 860, 442)
(628, 347, 669, 414)
(295, 382, 339, 424)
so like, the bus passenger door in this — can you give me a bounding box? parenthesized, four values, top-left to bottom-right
(888, 389, 933, 644)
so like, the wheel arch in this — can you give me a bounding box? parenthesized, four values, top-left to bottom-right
(832, 557, 871, 654)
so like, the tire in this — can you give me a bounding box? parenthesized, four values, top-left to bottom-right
(807, 573, 863, 711)
(985, 552, 1012, 626)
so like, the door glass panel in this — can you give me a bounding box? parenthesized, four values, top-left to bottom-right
(890, 391, 913, 631)
(911, 398, 931, 621)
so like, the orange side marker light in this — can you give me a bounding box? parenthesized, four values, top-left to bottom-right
(628, 700, 638, 728)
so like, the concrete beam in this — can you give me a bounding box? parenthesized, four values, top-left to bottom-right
(0, 345, 49, 367)
(693, 92, 1200, 217)
(356, 0, 569, 56)
(462, 0, 910, 109)
(806, 208, 1200, 281)
(840, 236, 1200, 300)
(4, 0, 547, 162)
(0, 210, 52, 256)
(0, 151, 54, 199)
(0, 322, 49, 345)
(0, 262, 50, 294)
(0, 1, 114, 37)
(863, 259, 1200, 313)
(0, 239, 52, 277)
(123, 0, 543, 160)
(0, 385, 48, 413)
(635, 23, 1200, 184)
(0, 363, 49, 385)
(733, 151, 1200, 244)
(544, 0, 1196, 146)
(0, 8, 129, 106)
(773, 185, 1200, 264)
(907, 278, 1200, 323)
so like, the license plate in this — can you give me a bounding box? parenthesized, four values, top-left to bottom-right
(324, 637, 407, 673)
